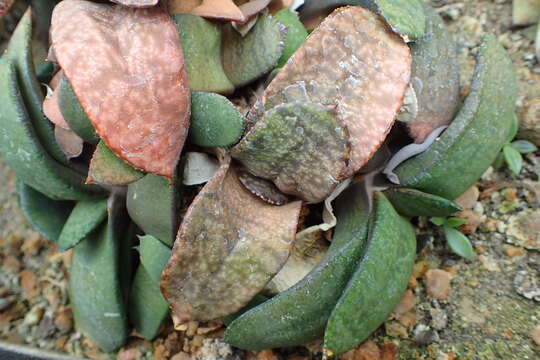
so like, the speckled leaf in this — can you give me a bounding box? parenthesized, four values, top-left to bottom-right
(384, 188, 461, 217)
(274, 9, 308, 68)
(323, 192, 416, 356)
(57, 198, 108, 251)
(6, 10, 68, 165)
(127, 173, 182, 247)
(110, 0, 159, 7)
(406, 4, 460, 142)
(189, 92, 245, 147)
(173, 14, 235, 94)
(223, 180, 370, 350)
(129, 235, 171, 340)
(231, 102, 349, 203)
(16, 180, 74, 242)
(300, 0, 425, 40)
(160, 164, 302, 323)
(88, 141, 144, 186)
(261, 6, 411, 176)
(0, 58, 104, 200)
(69, 195, 129, 352)
(395, 35, 518, 200)
(58, 75, 99, 144)
(237, 170, 290, 206)
(51, 0, 190, 179)
(222, 13, 285, 87)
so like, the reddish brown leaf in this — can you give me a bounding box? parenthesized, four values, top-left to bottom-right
(43, 71, 69, 130)
(167, 0, 201, 14)
(191, 0, 245, 22)
(54, 126, 83, 159)
(0, 0, 14, 18)
(110, 0, 159, 7)
(161, 162, 302, 323)
(261, 6, 411, 177)
(51, 0, 190, 179)
(238, 0, 271, 20)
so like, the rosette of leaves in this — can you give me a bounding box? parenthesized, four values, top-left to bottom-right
(0, 0, 517, 356)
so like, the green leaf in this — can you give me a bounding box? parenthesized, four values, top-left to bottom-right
(430, 217, 446, 226)
(503, 145, 523, 175)
(445, 217, 467, 228)
(189, 92, 245, 147)
(173, 14, 235, 94)
(138, 235, 172, 283)
(510, 140, 538, 154)
(274, 9, 308, 68)
(443, 226, 475, 259)
(506, 113, 519, 143)
(384, 188, 461, 217)
(88, 141, 144, 186)
(57, 199, 108, 251)
(221, 13, 285, 87)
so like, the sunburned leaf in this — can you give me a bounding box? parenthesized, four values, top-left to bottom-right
(191, 0, 245, 21)
(51, 0, 190, 179)
(222, 13, 286, 87)
(231, 102, 350, 203)
(261, 6, 411, 177)
(110, 0, 159, 7)
(189, 92, 245, 147)
(173, 14, 235, 94)
(160, 163, 302, 324)
(88, 141, 144, 186)
(443, 226, 475, 259)
(406, 4, 460, 143)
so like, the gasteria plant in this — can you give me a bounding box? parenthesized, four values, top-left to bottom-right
(0, 0, 517, 357)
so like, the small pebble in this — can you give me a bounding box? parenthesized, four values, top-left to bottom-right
(533, 325, 540, 346)
(413, 324, 439, 345)
(393, 290, 416, 315)
(424, 269, 452, 300)
(0, 297, 14, 312)
(503, 246, 527, 258)
(23, 306, 44, 326)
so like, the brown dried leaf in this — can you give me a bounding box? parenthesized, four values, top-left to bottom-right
(239, 0, 271, 20)
(161, 163, 302, 323)
(191, 0, 245, 22)
(261, 6, 411, 176)
(51, 0, 190, 179)
(110, 0, 159, 7)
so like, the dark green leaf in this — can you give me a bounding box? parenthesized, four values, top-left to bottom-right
(57, 199, 108, 251)
(510, 140, 538, 154)
(274, 9, 308, 68)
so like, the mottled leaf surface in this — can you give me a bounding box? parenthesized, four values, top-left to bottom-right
(161, 164, 302, 323)
(189, 92, 245, 147)
(51, 0, 190, 178)
(222, 13, 285, 87)
(232, 102, 349, 203)
(173, 14, 235, 94)
(110, 0, 159, 7)
(262, 6, 411, 176)
(395, 35, 518, 200)
(274, 9, 308, 68)
(407, 4, 460, 142)
(127, 173, 182, 247)
(58, 198, 108, 251)
(16, 180, 74, 242)
(88, 141, 144, 186)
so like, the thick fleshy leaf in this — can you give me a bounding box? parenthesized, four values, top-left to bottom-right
(58, 75, 100, 144)
(43, 88, 69, 129)
(51, 0, 190, 179)
(173, 14, 235, 94)
(232, 102, 349, 203)
(69, 195, 129, 352)
(16, 180, 74, 242)
(0, 0, 15, 18)
(395, 35, 517, 199)
(189, 92, 245, 147)
(222, 13, 285, 87)
(443, 226, 475, 259)
(182, 152, 220, 186)
(54, 126, 84, 159)
(57, 198, 108, 251)
(238, 0, 271, 19)
(110, 0, 159, 7)
(384, 188, 461, 217)
(237, 170, 290, 206)
(160, 164, 302, 324)
(191, 0, 244, 21)
(88, 141, 144, 186)
(127, 173, 182, 247)
(261, 6, 411, 176)
(406, 4, 460, 142)
(274, 9, 308, 68)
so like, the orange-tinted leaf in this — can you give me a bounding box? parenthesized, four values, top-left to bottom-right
(261, 6, 411, 177)
(51, 0, 190, 179)
(54, 126, 83, 159)
(110, 0, 159, 7)
(43, 71, 69, 130)
(161, 163, 302, 323)
(168, 0, 201, 14)
(192, 0, 245, 22)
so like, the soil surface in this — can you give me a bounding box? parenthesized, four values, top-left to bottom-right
(1, 1, 539, 359)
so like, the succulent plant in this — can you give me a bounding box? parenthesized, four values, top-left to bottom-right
(0, 0, 517, 357)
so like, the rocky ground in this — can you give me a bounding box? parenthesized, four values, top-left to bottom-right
(0, 0, 539, 359)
